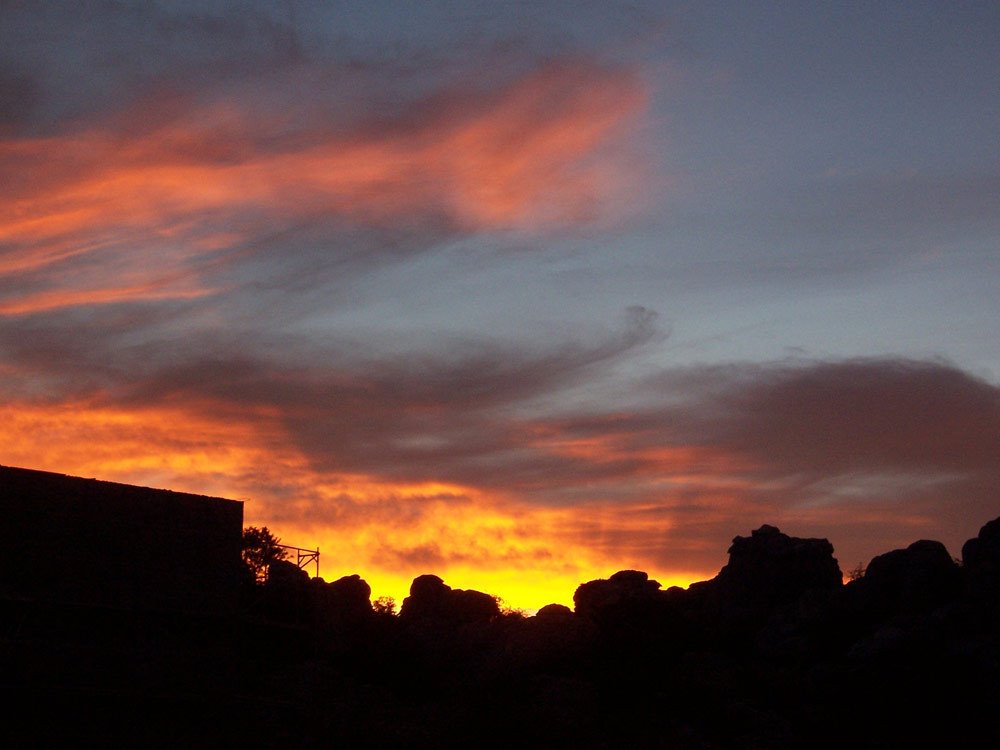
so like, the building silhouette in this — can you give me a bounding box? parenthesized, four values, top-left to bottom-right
(1, 464, 243, 615)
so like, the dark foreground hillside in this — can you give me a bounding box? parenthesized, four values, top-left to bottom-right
(3, 518, 1000, 748)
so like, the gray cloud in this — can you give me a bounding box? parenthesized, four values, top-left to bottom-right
(644, 358, 1000, 476)
(0, 1, 660, 136)
(2, 275, 997, 573)
(2, 1, 996, 587)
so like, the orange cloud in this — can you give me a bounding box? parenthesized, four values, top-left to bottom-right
(0, 63, 645, 315)
(0, 280, 214, 317)
(0, 397, 711, 611)
(4, 356, 997, 610)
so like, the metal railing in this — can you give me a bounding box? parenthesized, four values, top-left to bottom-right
(276, 544, 320, 578)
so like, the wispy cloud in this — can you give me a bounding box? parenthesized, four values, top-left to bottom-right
(0, 59, 644, 317)
(3, 309, 996, 605)
(2, 2, 997, 610)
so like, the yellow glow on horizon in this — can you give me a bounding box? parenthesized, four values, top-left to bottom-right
(0, 399, 718, 612)
(301, 542, 712, 613)
(279, 500, 716, 612)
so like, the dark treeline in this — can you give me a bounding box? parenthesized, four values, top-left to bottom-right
(5, 518, 1000, 748)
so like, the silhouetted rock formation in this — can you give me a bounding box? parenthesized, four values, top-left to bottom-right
(536, 602, 573, 619)
(399, 574, 500, 625)
(697, 524, 842, 608)
(508, 608, 596, 672)
(572, 569, 686, 656)
(313, 573, 374, 630)
(268, 557, 310, 584)
(850, 539, 961, 618)
(6, 501, 1000, 748)
(964, 517, 1000, 597)
(327, 573, 373, 613)
(574, 569, 663, 620)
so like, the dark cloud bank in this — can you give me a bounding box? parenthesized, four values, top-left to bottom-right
(3, 285, 997, 572)
(1, 1, 997, 586)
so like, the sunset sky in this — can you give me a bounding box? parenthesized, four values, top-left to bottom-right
(2, 1, 998, 610)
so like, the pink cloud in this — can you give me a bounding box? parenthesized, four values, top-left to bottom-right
(0, 61, 646, 315)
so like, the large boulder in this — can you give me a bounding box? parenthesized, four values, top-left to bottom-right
(399, 574, 499, 625)
(507, 604, 595, 669)
(267, 558, 309, 585)
(709, 525, 842, 609)
(313, 573, 373, 627)
(536, 603, 574, 620)
(962, 517, 1000, 597)
(262, 559, 311, 622)
(451, 588, 502, 624)
(573, 570, 663, 621)
(328, 573, 372, 605)
(399, 574, 450, 621)
(572, 570, 689, 652)
(851, 539, 960, 618)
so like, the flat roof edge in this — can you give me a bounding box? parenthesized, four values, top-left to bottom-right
(0, 464, 244, 507)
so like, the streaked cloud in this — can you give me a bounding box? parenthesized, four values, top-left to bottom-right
(0, 58, 645, 318)
(3, 319, 996, 606)
(2, 2, 997, 611)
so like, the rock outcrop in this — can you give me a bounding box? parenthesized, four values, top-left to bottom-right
(399, 574, 499, 625)
(848, 539, 961, 619)
(705, 524, 842, 608)
(573, 569, 664, 621)
(963, 517, 1000, 599)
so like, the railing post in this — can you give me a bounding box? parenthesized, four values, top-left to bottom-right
(276, 543, 320, 578)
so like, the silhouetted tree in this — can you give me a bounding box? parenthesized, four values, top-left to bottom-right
(241, 525, 287, 582)
(847, 561, 866, 581)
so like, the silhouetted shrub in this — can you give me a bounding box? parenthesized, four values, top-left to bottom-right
(241, 526, 287, 583)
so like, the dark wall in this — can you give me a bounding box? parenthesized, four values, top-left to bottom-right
(1, 465, 243, 615)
